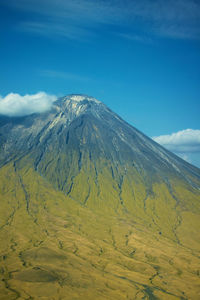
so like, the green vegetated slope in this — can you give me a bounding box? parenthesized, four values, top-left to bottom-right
(0, 160, 200, 300)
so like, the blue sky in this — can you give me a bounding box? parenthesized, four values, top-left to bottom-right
(0, 0, 200, 167)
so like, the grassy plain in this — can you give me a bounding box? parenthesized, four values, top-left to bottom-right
(0, 162, 200, 299)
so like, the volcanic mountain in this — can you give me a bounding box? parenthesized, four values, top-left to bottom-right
(0, 94, 200, 299)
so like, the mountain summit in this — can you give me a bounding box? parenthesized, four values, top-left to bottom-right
(0, 94, 200, 299)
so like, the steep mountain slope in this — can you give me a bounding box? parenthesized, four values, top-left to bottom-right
(0, 94, 200, 299)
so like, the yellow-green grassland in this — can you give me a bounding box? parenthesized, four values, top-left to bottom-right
(0, 161, 200, 300)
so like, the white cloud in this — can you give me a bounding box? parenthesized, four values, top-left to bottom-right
(153, 129, 200, 167)
(177, 153, 191, 164)
(153, 129, 200, 153)
(0, 92, 57, 117)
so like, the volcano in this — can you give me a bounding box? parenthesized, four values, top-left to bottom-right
(0, 94, 200, 299)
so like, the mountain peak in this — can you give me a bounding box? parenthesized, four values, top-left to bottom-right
(61, 94, 101, 104)
(53, 94, 106, 122)
(70, 94, 101, 104)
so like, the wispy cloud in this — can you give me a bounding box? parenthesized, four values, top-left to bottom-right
(118, 33, 153, 44)
(153, 129, 200, 166)
(0, 92, 57, 117)
(40, 70, 91, 82)
(2, 0, 120, 24)
(2, 0, 200, 40)
(20, 21, 94, 41)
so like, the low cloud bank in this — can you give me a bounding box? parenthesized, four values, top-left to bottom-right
(153, 129, 200, 167)
(0, 92, 57, 117)
(153, 129, 200, 153)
